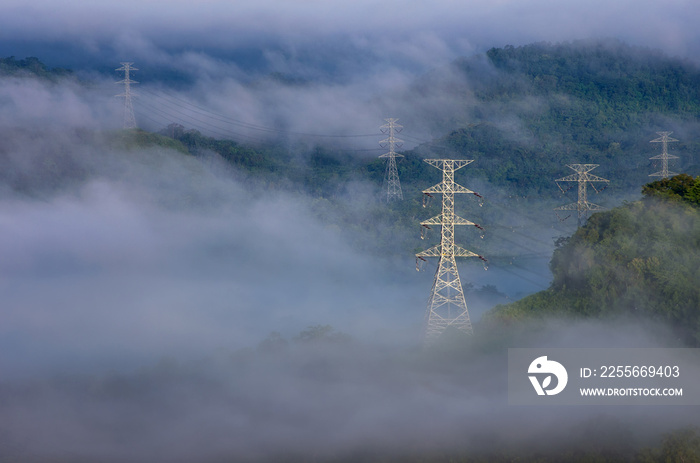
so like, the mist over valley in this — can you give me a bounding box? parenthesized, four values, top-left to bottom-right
(2, 1, 700, 461)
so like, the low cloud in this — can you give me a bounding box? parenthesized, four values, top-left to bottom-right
(1, 317, 696, 461)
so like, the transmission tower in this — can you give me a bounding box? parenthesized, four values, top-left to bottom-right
(116, 62, 138, 129)
(555, 164, 609, 227)
(415, 159, 487, 342)
(649, 131, 679, 179)
(378, 118, 404, 201)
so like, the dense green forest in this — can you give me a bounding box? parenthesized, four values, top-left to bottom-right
(141, 41, 700, 202)
(148, 42, 700, 268)
(413, 41, 700, 196)
(0, 56, 73, 80)
(4, 43, 699, 280)
(4, 42, 700, 202)
(5, 43, 700, 332)
(487, 174, 700, 344)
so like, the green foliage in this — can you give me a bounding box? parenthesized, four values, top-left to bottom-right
(156, 40, 700, 207)
(414, 40, 700, 196)
(484, 41, 700, 114)
(106, 128, 190, 154)
(151, 41, 700, 264)
(257, 331, 289, 353)
(642, 173, 700, 206)
(152, 41, 700, 297)
(489, 178, 700, 344)
(163, 124, 277, 171)
(637, 427, 700, 463)
(293, 324, 352, 344)
(0, 56, 73, 80)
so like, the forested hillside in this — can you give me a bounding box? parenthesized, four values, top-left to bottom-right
(488, 174, 700, 345)
(5, 42, 699, 202)
(3, 43, 700, 463)
(409, 40, 700, 196)
(0, 56, 73, 80)
(62, 40, 688, 220)
(144, 42, 700, 283)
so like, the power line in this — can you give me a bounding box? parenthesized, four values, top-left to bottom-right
(116, 63, 138, 129)
(379, 118, 404, 201)
(416, 159, 487, 342)
(554, 164, 609, 227)
(138, 87, 379, 139)
(135, 90, 267, 143)
(649, 131, 679, 179)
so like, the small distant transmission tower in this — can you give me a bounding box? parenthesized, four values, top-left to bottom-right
(649, 131, 679, 179)
(379, 118, 404, 201)
(116, 62, 138, 129)
(416, 159, 486, 342)
(555, 164, 609, 227)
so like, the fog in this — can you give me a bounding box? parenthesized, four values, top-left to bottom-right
(2, 0, 700, 67)
(0, 73, 548, 381)
(0, 74, 698, 461)
(2, 0, 700, 143)
(0, 128, 426, 379)
(2, 317, 698, 462)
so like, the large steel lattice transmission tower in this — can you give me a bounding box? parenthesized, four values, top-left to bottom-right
(116, 62, 138, 129)
(555, 164, 609, 227)
(649, 131, 679, 179)
(416, 159, 486, 342)
(378, 118, 404, 201)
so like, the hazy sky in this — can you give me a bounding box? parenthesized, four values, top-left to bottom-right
(3, 0, 698, 140)
(1, 0, 699, 72)
(2, 0, 698, 142)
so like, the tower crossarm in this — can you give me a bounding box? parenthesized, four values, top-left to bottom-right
(567, 163, 599, 173)
(415, 245, 442, 258)
(650, 132, 679, 144)
(554, 162, 608, 227)
(555, 173, 583, 182)
(583, 173, 610, 183)
(421, 213, 477, 226)
(554, 201, 604, 211)
(649, 170, 679, 177)
(115, 63, 139, 88)
(415, 244, 480, 259)
(379, 136, 404, 147)
(423, 182, 476, 195)
(650, 153, 679, 160)
(453, 244, 480, 258)
(424, 159, 473, 170)
(379, 151, 404, 158)
(380, 118, 403, 134)
(555, 172, 609, 184)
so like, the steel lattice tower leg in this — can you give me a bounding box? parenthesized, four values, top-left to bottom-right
(116, 62, 138, 129)
(423, 249, 472, 340)
(379, 118, 404, 201)
(416, 159, 486, 343)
